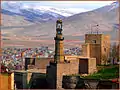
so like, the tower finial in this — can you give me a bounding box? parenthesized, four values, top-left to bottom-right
(56, 19, 62, 30)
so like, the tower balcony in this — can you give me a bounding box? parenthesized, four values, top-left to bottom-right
(54, 37, 64, 41)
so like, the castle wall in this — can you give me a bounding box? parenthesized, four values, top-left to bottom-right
(57, 61, 79, 89)
(101, 35, 110, 64)
(82, 44, 90, 57)
(89, 44, 101, 64)
(47, 60, 79, 89)
(65, 55, 78, 60)
(85, 34, 102, 44)
(88, 58, 97, 74)
(35, 58, 53, 69)
(82, 43, 101, 64)
(83, 34, 110, 65)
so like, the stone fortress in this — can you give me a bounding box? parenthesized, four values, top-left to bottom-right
(11, 19, 110, 89)
(82, 34, 110, 65)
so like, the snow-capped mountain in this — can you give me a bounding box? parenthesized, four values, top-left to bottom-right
(1, 1, 94, 23)
(1, 2, 65, 22)
(1, 1, 88, 17)
(1, 1, 119, 24)
(1, 1, 88, 22)
(1, 1, 119, 48)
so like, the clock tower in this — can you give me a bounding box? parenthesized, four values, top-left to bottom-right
(54, 19, 64, 63)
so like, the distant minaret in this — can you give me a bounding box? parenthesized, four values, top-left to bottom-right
(54, 19, 64, 63)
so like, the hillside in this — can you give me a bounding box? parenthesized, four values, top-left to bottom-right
(1, 2, 119, 48)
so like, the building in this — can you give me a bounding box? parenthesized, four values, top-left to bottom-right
(46, 19, 79, 89)
(0, 73, 14, 90)
(13, 20, 97, 89)
(82, 34, 110, 65)
(46, 20, 97, 89)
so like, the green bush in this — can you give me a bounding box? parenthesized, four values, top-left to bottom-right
(83, 65, 119, 80)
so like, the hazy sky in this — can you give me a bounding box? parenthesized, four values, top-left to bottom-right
(2, 1, 115, 14)
(33, 1, 113, 8)
(3, 1, 115, 9)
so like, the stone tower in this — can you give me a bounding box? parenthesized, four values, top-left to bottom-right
(54, 19, 64, 63)
(46, 19, 79, 89)
(82, 34, 110, 64)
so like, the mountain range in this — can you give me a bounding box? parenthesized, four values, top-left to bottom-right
(1, 1, 119, 48)
(1, 1, 80, 23)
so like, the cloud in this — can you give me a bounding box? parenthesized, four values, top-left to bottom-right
(2, 1, 22, 3)
(9, 1, 17, 4)
(50, 1, 114, 4)
(36, 1, 115, 10)
(2, 1, 115, 13)
(66, 8, 91, 14)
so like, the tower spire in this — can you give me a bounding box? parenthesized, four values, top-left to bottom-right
(54, 19, 64, 63)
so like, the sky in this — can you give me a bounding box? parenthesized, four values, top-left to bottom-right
(27, 1, 114, 8)
(3, 1, 115, 9)
(2, 1, 116, 15)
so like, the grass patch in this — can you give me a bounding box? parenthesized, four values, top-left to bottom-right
(83, 65, 119, 80)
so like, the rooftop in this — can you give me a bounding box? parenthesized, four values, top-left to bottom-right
(13, 69, 46, 73)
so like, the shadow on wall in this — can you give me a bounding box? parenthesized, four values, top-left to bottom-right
(29, 73, 49, 89)
(14, 72, 49, 89)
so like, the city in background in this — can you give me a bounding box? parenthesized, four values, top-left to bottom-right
(0, 1, 119, 90)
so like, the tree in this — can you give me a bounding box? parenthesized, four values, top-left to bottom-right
(110, 43, 119, 64)
(101, 55, 107, 65)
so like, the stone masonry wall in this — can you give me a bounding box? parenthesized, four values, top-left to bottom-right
(85, 34, 110, 65)
(57, 60, 79, 89)
(82, 43, 101, 64)
(46, 60, 79, 89)
(35, 58, 53, 69)
(89, 44, 101, 64)
(82, 44, 90, 57)
(88, 58, 97, 74)
(85, 34, 102, 44)
(101, 35, 110, 64)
